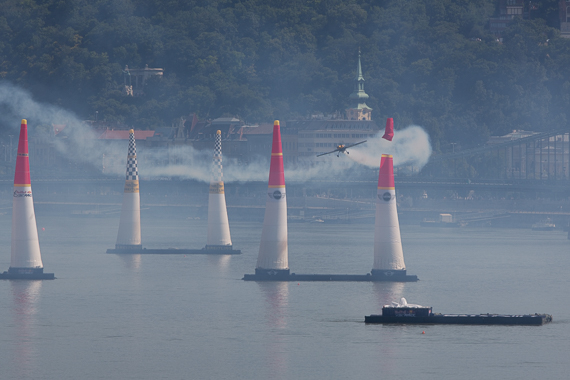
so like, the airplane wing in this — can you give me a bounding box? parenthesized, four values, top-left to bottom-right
(317, 141, 366, 157)
(316, 149, 338, 157)
(344, 140, 367, 149)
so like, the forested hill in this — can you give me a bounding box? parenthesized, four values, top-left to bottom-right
(1, 0, 569, 151)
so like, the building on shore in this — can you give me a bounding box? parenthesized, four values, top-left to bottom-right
(490, 1, 570, 39)
(560, 0, 570, 38)
(123, 64, 164, 96)
(490, 0, 525, 37)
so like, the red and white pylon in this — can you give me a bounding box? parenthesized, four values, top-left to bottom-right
(10, 120, 44, 274)
(372, 154, 406, 272)
(255, 121, 289, 275)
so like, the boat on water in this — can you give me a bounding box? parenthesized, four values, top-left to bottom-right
(532, 219, 556, 231)
(420, 220, 463, 228)
(420, 213, 464, 228)
(364, 298, 552, 326)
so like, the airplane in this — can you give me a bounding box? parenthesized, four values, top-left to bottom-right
(316, 140, 367, 157)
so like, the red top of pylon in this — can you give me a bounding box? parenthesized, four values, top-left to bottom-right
(14, 119, 31, 186)
(382, 118, 394, 141)
(268, 120, 285, 187)
(378, 154, 394, 189)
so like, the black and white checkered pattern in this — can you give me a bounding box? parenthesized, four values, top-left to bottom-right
(211, 133, 223, 182)
(125, 132, 138, 181)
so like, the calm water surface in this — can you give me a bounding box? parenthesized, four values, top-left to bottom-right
(0, 204, 568, 379)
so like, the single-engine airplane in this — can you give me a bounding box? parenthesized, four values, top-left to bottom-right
(316, 140, 367, 157)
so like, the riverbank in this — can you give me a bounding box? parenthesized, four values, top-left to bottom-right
(0, 178, 569, 229)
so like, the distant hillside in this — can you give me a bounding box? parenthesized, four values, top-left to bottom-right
(1, 0, 569, 152)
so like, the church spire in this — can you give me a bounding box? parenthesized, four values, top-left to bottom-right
(346, 49, 372, 121)
(355, 49, 365, 83)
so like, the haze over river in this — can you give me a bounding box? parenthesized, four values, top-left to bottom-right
(0, 204, 568, 379)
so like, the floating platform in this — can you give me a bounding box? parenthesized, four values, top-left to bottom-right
(420, 220, 462, 228)
(107, 245, 241, 255)
(243, 269, 418, 282)
(0, 268, 55, 280)
(365, 305, 552, 326)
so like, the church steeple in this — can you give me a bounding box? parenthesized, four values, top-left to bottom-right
(346, 50, 372, 121)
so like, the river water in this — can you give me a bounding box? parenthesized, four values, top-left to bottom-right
(0, 204, 568, 379)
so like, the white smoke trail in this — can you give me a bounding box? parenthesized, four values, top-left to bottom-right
(0, 83, 431, 183)
(137, 146, 268, 183)
(0, 82, 108, 168)
(282, 125, 432, 181)
(347, 125, 432, 168)
(0, 83, 268, 182)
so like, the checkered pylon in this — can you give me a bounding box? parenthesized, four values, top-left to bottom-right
(211, 132, 223, 183)
(125, 131, 138, 181)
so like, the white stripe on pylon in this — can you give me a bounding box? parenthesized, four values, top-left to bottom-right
(11, 185, 43, 269)
(373, 188, 406, 270)
(256, 187, 288, 270)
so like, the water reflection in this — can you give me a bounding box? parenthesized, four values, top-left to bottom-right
(259, 282, 289, 329)
(116, 253, 142, 271)
(372, 282, 405, 309)
(370, 282, 407, 375)
(11, 280, 42, 379)
(258, 282, 289, 377)
(207, 254, 231, 274)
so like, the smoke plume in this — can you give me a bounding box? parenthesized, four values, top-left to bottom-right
(346, 125, 432, 168)
(0, 83, 432, 183)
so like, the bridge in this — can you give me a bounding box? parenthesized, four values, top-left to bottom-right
(424, 128, 570, 182)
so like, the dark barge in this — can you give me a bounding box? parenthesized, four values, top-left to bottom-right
(0, 267, 55, 280)
(365, 302, 552, 326)
(243, 268, 418, 282)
